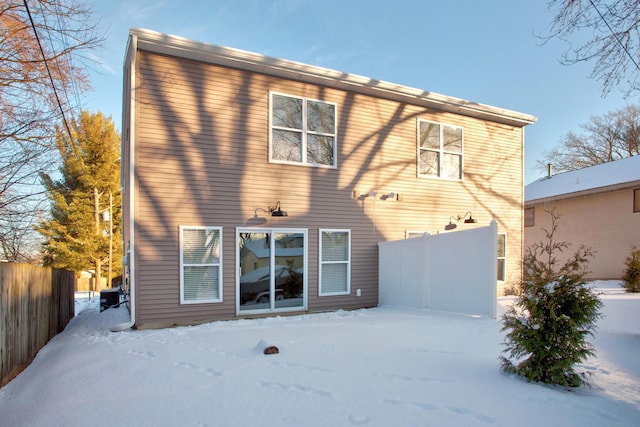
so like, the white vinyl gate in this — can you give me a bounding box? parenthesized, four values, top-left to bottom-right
(378, 221, 498, 318)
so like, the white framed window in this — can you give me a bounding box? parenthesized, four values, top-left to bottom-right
(179, 226, 222, 304)
(319, 229, 350, 296)
(417, 119, 463, 179)
(497, 233, 506, 282)
(406, 230, 430, 238)
(270, 92, 337, 168)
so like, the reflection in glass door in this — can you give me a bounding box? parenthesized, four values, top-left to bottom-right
(238, 229, 306, 313)
(274, 232, 304, 309)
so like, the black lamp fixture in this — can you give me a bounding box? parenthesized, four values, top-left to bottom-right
(462, 211, 477, 224)
(444, 211, 477, 230)
(269, 201, 287, 217)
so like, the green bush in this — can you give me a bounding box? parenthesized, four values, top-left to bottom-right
(622, 245, 640, 293)
(500, 210, 603, 387)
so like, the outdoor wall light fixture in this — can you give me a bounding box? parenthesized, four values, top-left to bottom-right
(462, 211, 477, 224)
(380, 191, 400, 200)
(269, 201, 288, 217)
(445, 211, 477, 230)
(358, 191, 378, 200)
(357, 190, 400, 201)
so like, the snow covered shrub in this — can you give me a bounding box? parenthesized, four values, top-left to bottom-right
(622, 245, 640, 293)
(500, 210, 603, 387)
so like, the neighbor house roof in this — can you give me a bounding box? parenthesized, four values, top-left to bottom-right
(127, 28, 537, 127)
(525, 155, 640, 204)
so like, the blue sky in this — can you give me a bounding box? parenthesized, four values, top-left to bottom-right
(84, 0, 633, 184)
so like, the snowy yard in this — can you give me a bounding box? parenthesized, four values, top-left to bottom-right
(0, 281, 638, 426)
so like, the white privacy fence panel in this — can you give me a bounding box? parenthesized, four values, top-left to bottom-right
(378, 221, 497, 318)
(377, 236, 427, 307)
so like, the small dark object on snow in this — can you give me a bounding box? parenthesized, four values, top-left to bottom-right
(264, 345, 279, 355)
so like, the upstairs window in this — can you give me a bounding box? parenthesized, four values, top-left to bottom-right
(634, 188, 640, 213)
(418, 119, 463, 179)
(270, 92, 336, 168)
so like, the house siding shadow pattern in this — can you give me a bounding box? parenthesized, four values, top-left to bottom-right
(123, 29, 536, 328)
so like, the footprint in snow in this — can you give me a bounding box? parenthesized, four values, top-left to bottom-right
(348, 413, 371, 425)
(258, 381, 332, 397)
(128, 350, 155, 359)
(173, 361, 222, 377)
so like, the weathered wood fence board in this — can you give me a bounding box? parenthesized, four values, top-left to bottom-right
(0, 263, 75, 387)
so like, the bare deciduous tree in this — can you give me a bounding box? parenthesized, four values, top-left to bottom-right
(537, 103, 640, 173)
(541, 0, 640, 97)
(0, 0, 103, 262)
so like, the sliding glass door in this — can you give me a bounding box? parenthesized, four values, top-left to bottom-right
(237, 229, 306, 313)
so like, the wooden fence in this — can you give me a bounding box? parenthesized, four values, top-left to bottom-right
(0, 263, 75, 387)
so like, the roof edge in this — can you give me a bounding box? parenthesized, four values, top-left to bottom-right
(129, 28, 537, 127)
(526, 179, 640, 205)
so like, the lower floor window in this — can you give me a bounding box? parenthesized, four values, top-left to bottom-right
(497, 233, 506, 282)
(319, 229, 351, 295)
(179, 226, 222, 304)
(406, 230, 429, 238)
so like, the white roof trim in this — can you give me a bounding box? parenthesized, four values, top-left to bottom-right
(526, 180, 640, 205)
(128, 28, 536, 128)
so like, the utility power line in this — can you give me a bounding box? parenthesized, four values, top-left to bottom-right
(22, 0, 74, 142)
(589, 0, 640, 73)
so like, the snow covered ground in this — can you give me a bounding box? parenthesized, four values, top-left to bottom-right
(1, 281, 638, 426)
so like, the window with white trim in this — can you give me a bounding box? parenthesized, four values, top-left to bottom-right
(497, 233, 506, 282)
(270, 92, 336, 167)
(418, 119, 463, 179)
(179, 226, 222, 304)
(406, 230, 430, 238)
(319, 229, 350, 295)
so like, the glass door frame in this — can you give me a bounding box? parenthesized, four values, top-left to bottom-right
(236, 227, 308, 316)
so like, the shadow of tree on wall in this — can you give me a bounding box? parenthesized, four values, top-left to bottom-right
(130, 51, 524, 321)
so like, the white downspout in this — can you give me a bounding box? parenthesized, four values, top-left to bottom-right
(112, 32, 137, 332)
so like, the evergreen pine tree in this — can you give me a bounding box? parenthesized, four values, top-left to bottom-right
(500, 209, 603, 387)
(622, 245, 640, 293)
(36, 111, 121, 288)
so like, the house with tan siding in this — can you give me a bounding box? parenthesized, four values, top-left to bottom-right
(121, 28, 536, 329)
(525, 156, 640, 280)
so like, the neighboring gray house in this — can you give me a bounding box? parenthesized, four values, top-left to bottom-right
(525, 156, 640, 280)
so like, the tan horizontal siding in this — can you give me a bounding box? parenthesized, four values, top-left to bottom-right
(132, 49, 525, 327)
(525, 189, 639, 280)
